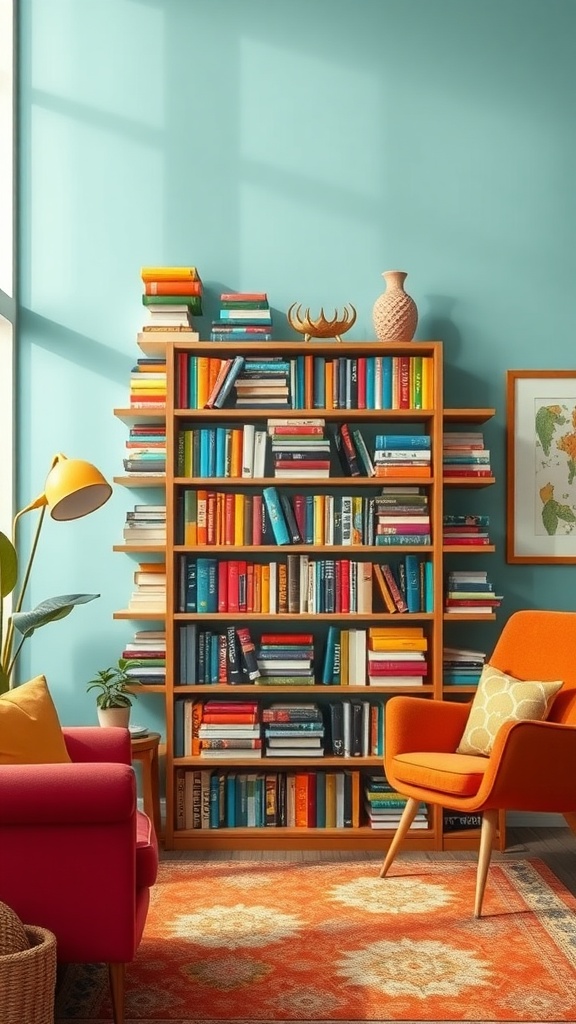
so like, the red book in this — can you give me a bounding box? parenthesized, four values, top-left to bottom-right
(381, 564, 409, 613)
(237, 560, 248, 613)
(340, 559, 350, 615)
(444, 538, 491, 546)
(145, 280, 202, 296)
(227, 561, 239, 613)
(252, 495, 263, 545)
(259, 633, 314, 644)
(201, 713, 258, 724)
(443, 468, 492, 477)
(399, 356, 411, 408)
(177, 351, 188, 408)
(269, 425, 324, 435)
(274, 460, 330, 471)
(203, 701, 258, 712)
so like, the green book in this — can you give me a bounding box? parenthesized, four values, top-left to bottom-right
(142, 294, 202, 310)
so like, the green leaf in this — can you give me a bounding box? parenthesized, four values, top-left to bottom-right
(0, 531, 18, 599)
(11, 593, 100, 639)
(541, 502, 559, 535)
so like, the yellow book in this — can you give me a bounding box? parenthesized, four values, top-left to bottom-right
(422, 356, 434, 409)
(313, 494, 325, 545)
(141, 266, 200, 281)
(261, 563, 270, 613)
(325, 773, 337, 828)
(234, 493, 244, 546)
(369, 626, 424, 637)
(129, 379, 167, 389)
(340, 630, 349, 686)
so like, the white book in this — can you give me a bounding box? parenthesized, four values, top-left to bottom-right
(299, 554, 309, 613)
(343, 701, 352, 757)
(268, 561, 277, 614)
(242, 424, 255, 478)
(252, 429, 267, 478)
(274, 469, 330, 479)
(324, 495, 334, 545)
(341, 496, 353, 545)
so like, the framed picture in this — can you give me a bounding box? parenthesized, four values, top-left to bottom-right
(507, 370, 576, 563)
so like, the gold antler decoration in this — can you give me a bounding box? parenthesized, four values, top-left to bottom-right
(287, 303, 357, 342)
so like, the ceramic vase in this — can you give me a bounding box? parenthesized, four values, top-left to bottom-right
(372, 270, 418, 342)
(97, 706, 130, 728)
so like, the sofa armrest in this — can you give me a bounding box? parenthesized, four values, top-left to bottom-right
(385, 695, 472, 759)
(63, 726, 131, 765)
(0, 762, 136, 824)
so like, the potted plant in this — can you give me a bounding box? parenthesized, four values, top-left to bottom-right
(86, 657, 142, 728)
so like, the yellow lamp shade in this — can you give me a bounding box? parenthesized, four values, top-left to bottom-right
(44, 456, 112, 521)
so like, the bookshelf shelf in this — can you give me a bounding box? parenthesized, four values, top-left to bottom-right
(116, 337, 500, 853)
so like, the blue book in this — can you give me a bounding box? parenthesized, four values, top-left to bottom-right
(210, 633, 220, 684)
(382, 356, 393, 409)
(322, 625, 338, 684)
(295, 356, 305, 409)
(196, 558, 218, 613)
(207, 428, 216, 477)
(304, 495, 315, 544)
(199, 429, 210, 477)
(313, 356, 326, 408)
(226, 773, 237, 827)
(213, 356, 245, 409)
(375, 434, 431, 449)
(185, 557, 197, 613)
(425, 560, 434, 612)
(188, 357, 197, 409)
(262, 487, 291, 546)
(404, 554, 421, 613)
(215, 427, 226, 476)
(173, 700, 185, 758)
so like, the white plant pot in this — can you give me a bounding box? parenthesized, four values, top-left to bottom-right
(97, 706, 130, 728)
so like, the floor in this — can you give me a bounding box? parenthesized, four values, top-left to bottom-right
(160, 826, 576, 897)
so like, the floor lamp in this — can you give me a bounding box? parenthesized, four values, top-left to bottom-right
(0, 453, 112, 688)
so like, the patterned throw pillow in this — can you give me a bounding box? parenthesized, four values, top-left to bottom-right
(0, 675, 71, 764)
(456, 664, 563, 756)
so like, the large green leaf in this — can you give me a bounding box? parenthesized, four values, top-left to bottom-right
(0, 531, 18, 598)
(11, 593, 100, 639)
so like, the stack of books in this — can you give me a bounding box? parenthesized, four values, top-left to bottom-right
(374, 488, 430, 545)
(127, 558, 167, 613)
(123, 506, 166, 548)
(198, 700, 262, 759)
(140, 266, 203, 338)
(364, 773, 428, 829)
(124, 422, 166, 475)
(373, 433, 432, 479)
(443, 646, 486, 686)
(367, 626, 428, 686)
(444, 570, 503, 614)
(443, 513, 491, 546)
(233, 356, 290, 408)
(267, 418, 330, 478)
(443, 432, 492, 479)
(210, 291, 272, 342)
(129, 354, 167, 409)
(262, 702, 324, 757)
(122, 626, 166, 685)
(255, 632, 315, 686)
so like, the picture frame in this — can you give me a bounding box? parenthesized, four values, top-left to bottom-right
(507, 370, 576, 563)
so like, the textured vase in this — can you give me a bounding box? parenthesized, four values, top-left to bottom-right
(97, 706, 130, 728)
(372, 270, 418, 342)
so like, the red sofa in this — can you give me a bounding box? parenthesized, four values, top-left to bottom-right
(0, 727, 158, 1024)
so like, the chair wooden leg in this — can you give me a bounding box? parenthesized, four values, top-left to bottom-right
(474, 808, 498, 918)
(108, 962, 126, 1024)
(379, 797, 420, 877)
(563, 812, 576, 837)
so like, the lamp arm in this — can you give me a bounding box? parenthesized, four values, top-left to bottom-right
(2, 502, 47, 675)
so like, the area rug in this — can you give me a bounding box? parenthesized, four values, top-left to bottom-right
(54, 858, 576, 1023)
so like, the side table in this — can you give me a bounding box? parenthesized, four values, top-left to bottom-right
(130, 732, 162, 838)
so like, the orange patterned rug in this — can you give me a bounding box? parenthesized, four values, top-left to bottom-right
(55, 858, 576, 1023)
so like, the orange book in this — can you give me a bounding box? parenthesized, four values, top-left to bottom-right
(346, 769, 361, 828)
(191, 701, 202, 756)
(324, 359, 334, 410)
(206, 491, 217, 545)
(374, 465, 432, 478)
(261, 563, 270, 613)
(138, 562, 167, 573)
(144, 280, 202, 296)
(234, 494, 244, 546)
(230, 430, 243, 477)
(252, 564, 262, 613)
(422, 356, 434, 408)
(207, 358, 223, 400)
(277, 563, 288, 614)
(196, 357, 210, 410)
(373, 564, 397, 614)
(224, 493, 235, 546)
(201, 713, 258, 724)
(216, 491, 225, 545)
(295, 773, 310, 828)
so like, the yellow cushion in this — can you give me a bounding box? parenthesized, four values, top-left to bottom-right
(0, 675, 71, 764)
(456, 664, 563, 756)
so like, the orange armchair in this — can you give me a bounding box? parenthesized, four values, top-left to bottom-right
(379, 610, 576, 916)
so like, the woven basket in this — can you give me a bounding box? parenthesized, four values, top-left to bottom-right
(0, 901, 57, 1024)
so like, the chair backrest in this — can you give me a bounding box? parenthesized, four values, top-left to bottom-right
(490, 610, 576, 725)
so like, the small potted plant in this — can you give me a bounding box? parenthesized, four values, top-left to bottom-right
(87, 657, 142, 728)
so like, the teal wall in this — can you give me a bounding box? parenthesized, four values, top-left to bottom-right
(17, 0, 576, 730)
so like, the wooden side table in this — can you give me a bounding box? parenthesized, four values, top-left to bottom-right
(130, 732, 161, 837)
